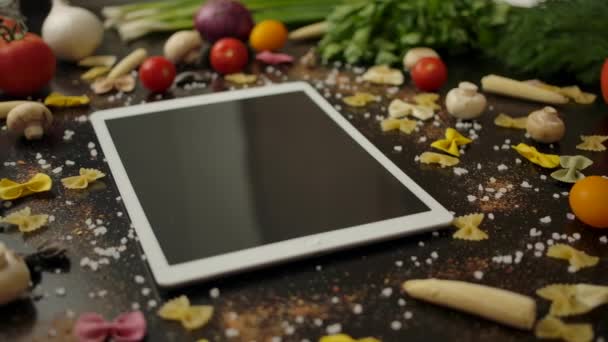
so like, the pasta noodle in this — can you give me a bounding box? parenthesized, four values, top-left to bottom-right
(44, 92, 90, 107)
(343, 92, 378, 107)
(419, 152, 460, 168)
(413, 93, 441, 110)
(537, 284, 608, 317)
(61, 168, 105, 190)
(431, 128, 472, 157)
(224, 73, 257, 84)
(388, 99, 414, 118)
(512, 143, 560, 168)
(157, 296, 214, 331)
(319, 334, 380, 342)
(494, 113, 528, 129)
(576, 135, 608, 152)
(380, 118, 416, 135)
(535, 316, 593, 342)
(550, 156, 593, 183)
(0, 207, 48, 233)
(452, 213, 488, 241)
(546, 244, 599, 272)
(0, 173, 52, 200)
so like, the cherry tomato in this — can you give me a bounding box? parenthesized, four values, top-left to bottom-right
(138, 56, 176, 93)
(569, 176, 608, 229)
(209, 38, 249, 74)
(0, 32, 55, 96)
(249, 20, 288, 52)
(601, 59, 608, 104)
(410, 57, 448, 91)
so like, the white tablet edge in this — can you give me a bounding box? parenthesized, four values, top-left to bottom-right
(91, 82, 453, 287)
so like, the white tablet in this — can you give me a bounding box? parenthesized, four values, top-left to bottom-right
(91, 82, 453, 287)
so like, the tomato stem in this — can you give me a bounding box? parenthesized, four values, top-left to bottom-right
(0, 18, 27, 42)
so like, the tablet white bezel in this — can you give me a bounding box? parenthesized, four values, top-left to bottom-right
(91, 82, 453, 287)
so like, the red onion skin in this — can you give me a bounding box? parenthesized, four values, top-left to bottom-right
(194, 0, 254, 43)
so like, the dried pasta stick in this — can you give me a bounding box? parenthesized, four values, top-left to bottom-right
(481, 75, 568, 105)
(403, 278, 536, 330)
(107, 48, 148, 80)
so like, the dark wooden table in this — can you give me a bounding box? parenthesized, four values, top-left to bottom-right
(1, 2, 607, 341)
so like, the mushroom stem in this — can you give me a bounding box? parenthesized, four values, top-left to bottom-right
(24, 124, 44, 140)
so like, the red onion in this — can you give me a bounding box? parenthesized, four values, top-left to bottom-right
(194, 0, 254, 42)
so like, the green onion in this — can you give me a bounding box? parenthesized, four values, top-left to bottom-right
(103, 0, 345, 41)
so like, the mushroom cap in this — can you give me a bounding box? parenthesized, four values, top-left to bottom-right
(164, 30, 203, 64)
(6, 102, 53, 133)
(526, 106, 565, 143)
(446, 82, 487, 119)
(0, 242, 31, 305)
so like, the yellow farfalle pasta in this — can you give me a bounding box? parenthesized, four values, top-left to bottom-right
(535, 316, 593, 342)
(343, 92, 378, 107)
(44, 92, 90, 107)
(536, 82, 596, 105)
(512, 143, 560, 168)
(224, 73, 257, 84)
(452, 213, 488, 241)
(380, 118, 416, 134)
(419, 152, 460, 168)
(576, 135, 608, 152)
(431, 128, 472, 157)
(494, 113, 528, 129)
(0, 173, 52, 200)
(413, 93, 441, 110)
(61, 168, 105, 190)
(319, 334, 381, 342)
(546, 244, 599, 272)
(158, 295, 214, 331)
(537, 284, 608, 317)
(0, 207, 48, 233)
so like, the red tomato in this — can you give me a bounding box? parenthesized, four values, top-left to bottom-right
(139, 56, 176, 93)
(0, 33, 56, 96)
(209, 38, 248, 74)
(410, 57, 448, 91)
(601, 59, 608, 104)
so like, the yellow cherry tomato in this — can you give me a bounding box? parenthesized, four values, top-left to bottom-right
(249, 20, 288, 52)
(569, 176, 608, 228)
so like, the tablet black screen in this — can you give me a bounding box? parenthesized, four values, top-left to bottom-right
(106, 90, 430, 265)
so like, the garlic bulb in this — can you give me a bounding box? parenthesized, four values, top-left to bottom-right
(526, 107, 566, 143)
(445, 82, 487, 119)
(42, 0, 104, 62)
(0, 242, 31, 305)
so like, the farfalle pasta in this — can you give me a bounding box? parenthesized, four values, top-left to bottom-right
(419, 152, 460, 168)
(343, 92, 379, 107)
(536, 82, 596, 105)
(0, 207, 48, 233)
(61, 168, 105, 189)
(431, 128, 472, 157)
(576, 135, 608, 152)
(546, 244, 599, 272)
(388, 99, 414, 118)
(224, 73, 257, 84)
(157, 296, 213, 331)
(319, 334, 380, 342)
(362, 65, 403, 85)
(452, 213, 488, 241)
(494, 113, 528, 129)
(413, 93, 440, 110)
(380, 118, 417, 135)
(550, 156, 593, 183)
(512, 143, 560, 168)
(537, 284, 608, 317)
(535, 316, 593, 342)
(0, 173, 52, 200)
(44, 92, 90, 107)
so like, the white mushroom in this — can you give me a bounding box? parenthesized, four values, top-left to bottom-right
(445, 82, 487, 120)
(0, 242, 31, 305)
(164, 30, 203, 64)
(526, 106, 565, 143)
(6, 103, 53, 140)
(403, 47, 439, 71)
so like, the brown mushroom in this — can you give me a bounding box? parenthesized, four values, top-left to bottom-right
(526, 106, 565, 143)
(0, 242, 31, 305)
(6, 102, 53, 140)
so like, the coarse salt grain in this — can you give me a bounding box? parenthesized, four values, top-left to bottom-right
(567, 213, 575, 220)
(395, 260, 403, 267)
(540, 216, 552, 224)
(497, 164, 508, 171)
(553, 193, 560, 199)
(600, 236, 607, 244)
(474, 271, 484, 280)
(394, 145, 403, 152)
(573, 233, 581, 240)
(453, 167, 468, 176)
(404, 311, 413, 320)
(65, 160, 75, 166)
(326, 323, 342, 334)
(390, 321, 402, 330)
(382, 288, 393, 297)
(398, 298, 406, 306)
(331, 296, 339, 304)
(488, 213, 495, 220)
(209, 288, 220, 298)
(225, 328, 240, 337)
(418, 241, 425, 247)
(467, 195, 477, 202)
(521, 181, 532, 188)
(353, 304, 363, 314)
(134, 275, 145, 284)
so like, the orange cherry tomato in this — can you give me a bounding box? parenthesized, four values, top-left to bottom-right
(249, 20, 288, 52)
(569, 176, 608, 228)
